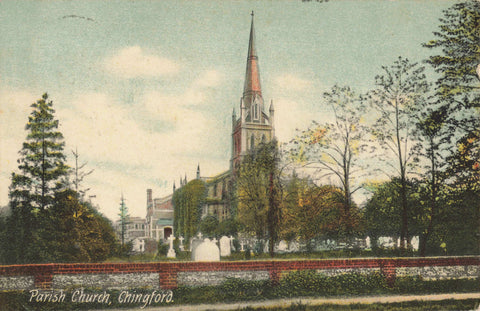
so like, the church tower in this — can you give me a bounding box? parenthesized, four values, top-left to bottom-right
(231, 12, 275, 171)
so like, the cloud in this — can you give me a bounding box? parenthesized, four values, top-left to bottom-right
(193, 70, 223, 88)
(105, 46, 180, 79)
(274, 74, 313, 91)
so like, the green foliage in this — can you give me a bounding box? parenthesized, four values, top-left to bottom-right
(173, 179, 207, 241)
(118, 195, 129, 246)
(281, 176, 363, 242)
(41, 190, 117, 262)
(198, 215, 219, 236)
(368, 57, 429, 250)
(236, 140, 282, 256)
(364, 178, 423, 248)
(9, 93, 69, 211)
(287, 85, 367, 212)
(276, 270, 388, 297)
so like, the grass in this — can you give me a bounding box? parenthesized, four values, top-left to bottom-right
(237, 299, 479, 311)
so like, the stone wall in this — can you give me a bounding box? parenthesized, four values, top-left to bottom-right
(0, 257, 478, 291)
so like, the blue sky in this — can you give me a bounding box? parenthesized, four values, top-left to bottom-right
(0, 0, 456, 220)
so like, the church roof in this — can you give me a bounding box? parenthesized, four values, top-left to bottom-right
(243, 12, 262, 99)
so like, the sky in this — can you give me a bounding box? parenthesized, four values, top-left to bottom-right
(0, 0, 456, 221)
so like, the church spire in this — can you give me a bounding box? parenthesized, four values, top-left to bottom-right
(243, 11, 262, 100)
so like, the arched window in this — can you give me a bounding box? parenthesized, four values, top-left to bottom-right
(250, 134, 255, 150)
(253, 104, 259, 120)
(261, 134, 266, 144)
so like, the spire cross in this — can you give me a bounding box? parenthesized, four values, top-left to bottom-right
(251, 11, 254, 17)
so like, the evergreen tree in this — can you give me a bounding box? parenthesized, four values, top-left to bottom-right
(118, 194, 130, 247)
(4, 93, 69, 263)
(10, 93, 69, 210)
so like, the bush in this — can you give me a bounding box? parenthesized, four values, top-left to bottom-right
(276, 270, 389, 297)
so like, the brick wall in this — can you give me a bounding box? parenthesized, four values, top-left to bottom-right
(0, 256, 478, 291)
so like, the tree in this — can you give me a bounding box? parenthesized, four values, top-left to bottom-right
(424, 1, 480, 113)
(71, 147, 94, 201)
(118, 194, 129, 247)
(236, 140, 282, 257)
(364, 179, 423, 250)
(288, 85, 366, 214)
(42, 190, 117, 262)
(368, 57, 429, 250)
(4, 93, 69, 263)
(9, 93, 69, 210)
(423, 0, 480, 255)
(412, 104, 450, 256)
(281, 175, 362, 243)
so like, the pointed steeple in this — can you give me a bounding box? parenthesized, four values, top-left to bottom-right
(243, 11, 262, 101)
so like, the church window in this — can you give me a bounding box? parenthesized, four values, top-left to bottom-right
(261, 134, 266, 143)
(214, 183, 218, 197)
(253, 104, 259, 120)
(250, 134, 255, 150)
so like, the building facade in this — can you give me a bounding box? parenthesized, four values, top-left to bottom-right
(146, 13, 275, 237)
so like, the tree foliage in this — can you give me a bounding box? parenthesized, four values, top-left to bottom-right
(1, 93, 118, 264)
(288, 85, 366, 212)
(281, 174, 363, 242)
(236, 140, 282, 256)
(173, 179, 207, 242)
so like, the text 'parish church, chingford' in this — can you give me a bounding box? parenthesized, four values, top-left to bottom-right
(121, 13, 276, 244)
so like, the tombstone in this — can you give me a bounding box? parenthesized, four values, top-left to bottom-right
(278, 240, 288, 252)
(229, 235, 236, 252)
(411, 236, 419, 251)
(139, 239, 145, 252)
(289, 241, 300, 252)
(220, 236, 231, 256)
(240, 241, 245, 252)
(167, 235, 176, 258)
(263, 241, 269, 253)
(212, 237, 218, 245)
(179, 236, 184, 251)
(190, 237, 203, 260)
(365, 236, 371, 249)
(193, 238, 220, 262)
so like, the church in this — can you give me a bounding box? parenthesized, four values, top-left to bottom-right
(144, 13, 275, 242)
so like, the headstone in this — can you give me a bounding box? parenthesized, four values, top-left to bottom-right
(411, 236, 419, 250)
(278, 240, 288, 252)
(263, 241, 269, 253)
(240, 241, 245, 252)
(212, 237, 218, 245)
(139, 239, 145, 252)
(289, 241, 300, 252)
(179, 236, 184, 251)
(167, 235, 176, 258)
(219, 236, 231, 256)
(365, 236, 371, 249)
(190, 237, 203, 260)
(229, 235, 235, 252)
(197, 232, 203, 239)
(193, 238, 220, 261)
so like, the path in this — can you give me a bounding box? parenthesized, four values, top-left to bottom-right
(98, 292, 480, 311)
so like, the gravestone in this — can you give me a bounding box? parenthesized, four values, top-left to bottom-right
(179, 236, 185, 251)
(289, 241, 300, 252)
(193, 238, 220, 261)
(167, 235, 176, 258)
(219, 236, 231, 256)
(190, 237, 203, 260)
(365, 236, 371, 249)
(278, 240, 288, 252)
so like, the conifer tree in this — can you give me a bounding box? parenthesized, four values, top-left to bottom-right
(4, 93, 69, 263)
(9, 93, 69, 210)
